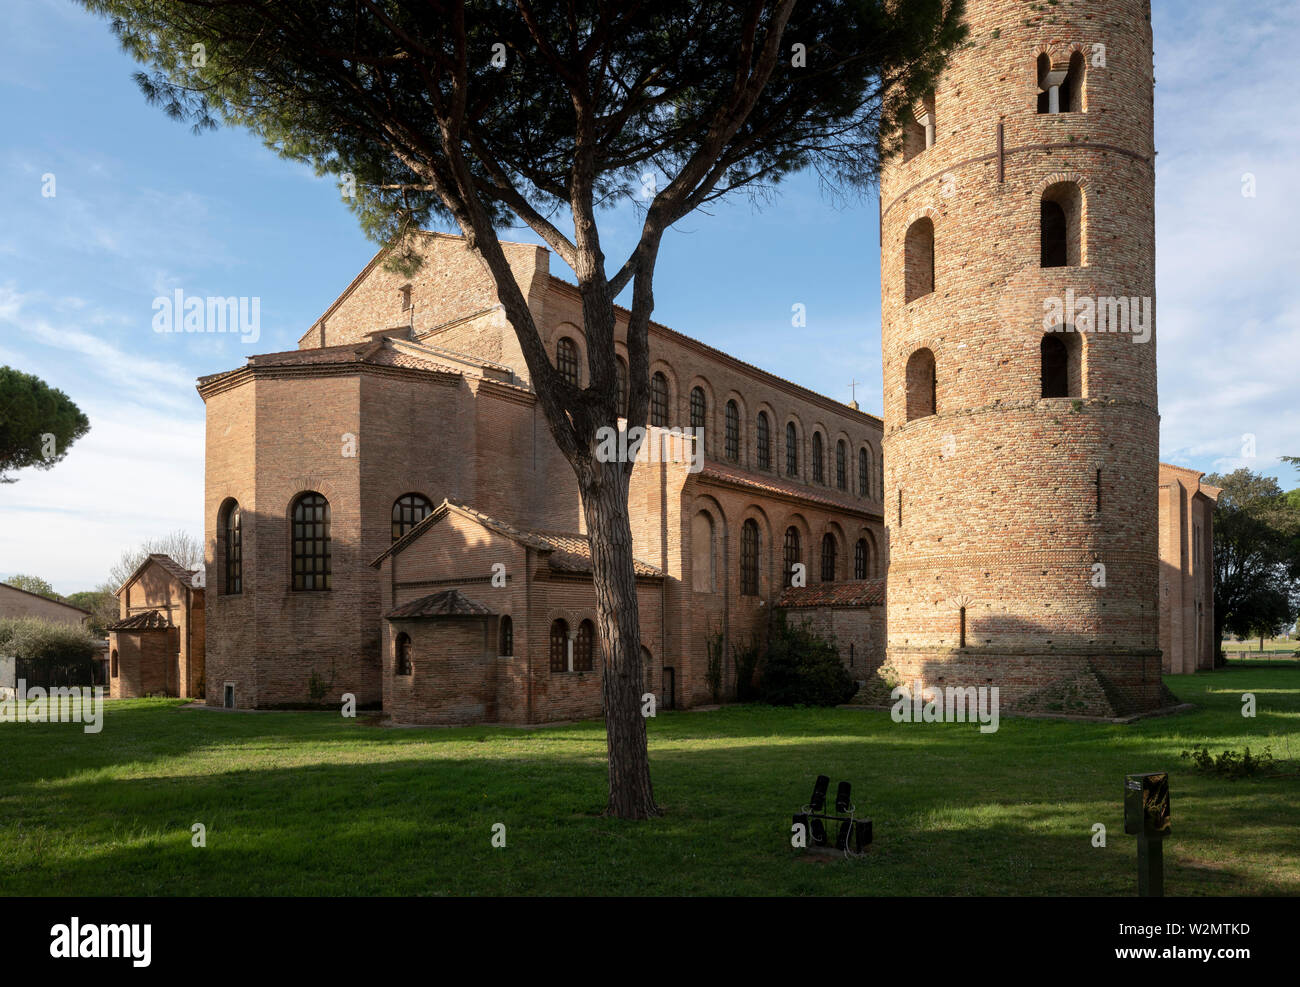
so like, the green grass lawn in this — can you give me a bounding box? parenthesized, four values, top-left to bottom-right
(2, 665, 1297, 896)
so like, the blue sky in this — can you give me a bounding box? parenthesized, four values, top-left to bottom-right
(1, 0, 1297, 594)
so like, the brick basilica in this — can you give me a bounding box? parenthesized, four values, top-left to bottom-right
(194, 0, 1214, 724)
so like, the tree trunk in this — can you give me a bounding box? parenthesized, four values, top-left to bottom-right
(580, 456, 660, 819)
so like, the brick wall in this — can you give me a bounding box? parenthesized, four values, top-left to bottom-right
(879, 0, 1164, 712)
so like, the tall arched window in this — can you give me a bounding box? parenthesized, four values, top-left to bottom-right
(783, 526, 801, 587)
(221, 499, 242, 595)
(690, 386, 707, 450)
(1041, 181, 1083, 268)
(616, 356, 629, 418)
(741, 519, 760, 596)
(835, 441, 847, 491)
(905, 348, 937, 421)
(724, 400, 740, 462)
(1041, 332, 1082, 398)
(499, 615, 513, 657)
(858, 448, 870, 499)
(291, 492, 331, 591)
(821, 533, 837, 582)
(650, 372, 669, 427)
(812, 433, 825, 484)
(904, 217, 935, 302)
(756, 412, 771, 470)
(854, 538, 870, 580)
(395, 632, 413, 676)
(557, 336, 580, 386)
(692, 511, 718, 593)
(785, 422, 798, 476)
(575, 620, 595, 672)
(549, 619, 569, 672)
(392, 493, 433, 541)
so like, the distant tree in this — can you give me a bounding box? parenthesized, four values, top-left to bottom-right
(81, 0, 966, 818)
(65, 588, 119, 637)
(0, 367, 90, 483)
(108, 531, 204, 591)
(0, 617, 99, 686)
(3, 574, 63, 601)
(1204, 467, 1300, 666)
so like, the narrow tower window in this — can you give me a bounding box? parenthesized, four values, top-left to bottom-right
(1040, 333, 1082, 399)
(1041, 181, 1083, 268)
(905, 348, 937, 421)
(904, 217, 936, 302)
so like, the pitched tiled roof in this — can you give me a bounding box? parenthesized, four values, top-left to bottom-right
(778, 578, 885, 609)
(698, 462, 876, 514)
(107, 609, 172, 631)
(371, 499, 663, 578)
(113, 554, 199, 596)
(387, 589, 493, 620)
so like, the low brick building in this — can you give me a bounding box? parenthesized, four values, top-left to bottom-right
(107, 554, 205, 699)
(777, 579, 886, 683)
(1158, 463, 1219, 674)
(0, 582, 91, 627)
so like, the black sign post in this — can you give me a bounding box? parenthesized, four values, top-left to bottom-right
(1124, 772, 1170, 897)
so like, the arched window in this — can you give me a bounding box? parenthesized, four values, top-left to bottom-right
(725, 401, 740, 462)
(785, 422, 798, 476)
(690, 386, 707, 448)
(1036, 52, 1055, 114)
(650, 372, 669, 427)
(1062, 51, 1086, 112)
(835, 440, 847, 491)
(741, 519, 760, 596)
(549, 619, 569, 672)
(575, 620, 595, 672)
(392, 493, 433, 541)
(1041, 181, 1083, 268)
(499, 616, 513, 657)
(1041, 52, 1086, 114)
(783, 526, 801, 588)
(812, 433, 825, 484)
(902, 92, 935, 162)
(854, 538, 870, 580)
(395, 632, 412, 676)
(756, 412, 771, 470)
(1041, 332, 1082, 398)
(821, 533, 837, 582)
(616, 356, 629, 418)
(111, 649, 118, 678)
(905, 349, 937, 421)
(291, 492, 331, 591)
(557, 336, 580, 386)
(904, 217, 935, 302)
(221, 500, 242, 595)
(858, 448, 870, 499)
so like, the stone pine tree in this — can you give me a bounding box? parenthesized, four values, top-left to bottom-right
(83, 0, 966, 819)
(0, 367, 89, 483)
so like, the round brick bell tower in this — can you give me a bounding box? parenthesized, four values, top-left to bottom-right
(879, 0, 1164, 716)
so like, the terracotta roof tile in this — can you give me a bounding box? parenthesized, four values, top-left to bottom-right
(698, 462, 874, 513)
(108, 609, 172, 631)
(778, 578, 885, 609)
(387, 589, 493, 619)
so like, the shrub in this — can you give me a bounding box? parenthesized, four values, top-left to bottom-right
(759, 616, 858, 707)
(731, 637, 762, 702)
(0, 617, 97, 664)
(1180, 745, 1278, 779)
